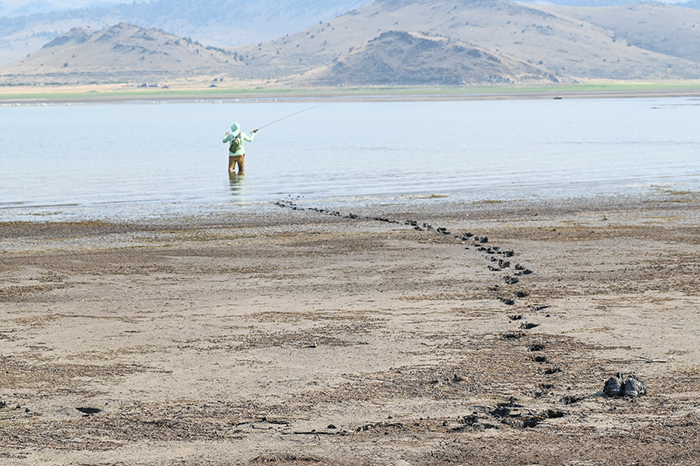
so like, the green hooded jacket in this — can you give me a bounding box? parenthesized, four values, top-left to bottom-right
(223, 122, 255, 156)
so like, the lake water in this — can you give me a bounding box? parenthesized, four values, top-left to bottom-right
(1, 96, 699, 222)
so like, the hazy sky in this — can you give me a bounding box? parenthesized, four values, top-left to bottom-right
(0, 0, 688, 17)
(2, 0, 119, 8)
(0, 0, 688, 8)
(0, 1, 123, 15)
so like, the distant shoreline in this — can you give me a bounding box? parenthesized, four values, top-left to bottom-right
(3, 81, 700, 104)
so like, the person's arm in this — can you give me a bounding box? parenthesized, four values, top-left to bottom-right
(223, 132, 232, 143)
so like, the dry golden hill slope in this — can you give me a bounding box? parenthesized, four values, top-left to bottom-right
(241, 0, 700, 82)
(535, 2, 700, 64)
(298, 30, 574, 86)
(4, 0, 700, 86)
(0, 22, 242, 84)
(0, 0, 373, 67)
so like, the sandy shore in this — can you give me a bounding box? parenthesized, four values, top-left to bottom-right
(4, 82, 700, 105)
(1, 193, 699, 465)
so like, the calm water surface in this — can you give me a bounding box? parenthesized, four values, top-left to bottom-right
(1, 97, 699, 221)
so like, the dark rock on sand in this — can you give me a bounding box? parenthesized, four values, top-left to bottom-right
(76, 407, 102, 416)
(503, 276, 519, 285)
(603, 372, 625, 397)
(623, 374, 647, 397)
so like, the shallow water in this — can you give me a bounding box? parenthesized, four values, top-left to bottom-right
(1, 97, 699, 222)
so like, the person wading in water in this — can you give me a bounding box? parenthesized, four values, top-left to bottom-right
(223, 123, 257, 176)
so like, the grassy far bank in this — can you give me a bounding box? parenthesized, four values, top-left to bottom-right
(3, 80, 700, 102)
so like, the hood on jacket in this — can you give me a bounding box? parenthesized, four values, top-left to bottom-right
(230, 123, 241, 137)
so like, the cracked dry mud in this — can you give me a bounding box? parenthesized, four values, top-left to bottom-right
(1, 194, 699, 465)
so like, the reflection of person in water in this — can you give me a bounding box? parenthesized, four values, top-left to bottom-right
(229, 173, 245, 197)
(223, 122, 257, 176)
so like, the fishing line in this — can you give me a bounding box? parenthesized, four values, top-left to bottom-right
(255, 103, 327, 131)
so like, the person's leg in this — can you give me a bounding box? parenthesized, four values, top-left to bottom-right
(229, 155, 236, 174)
(237, 154, 245, 175)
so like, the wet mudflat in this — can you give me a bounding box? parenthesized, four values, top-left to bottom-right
(1, 193, 699, 465)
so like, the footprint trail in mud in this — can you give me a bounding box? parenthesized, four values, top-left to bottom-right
(274, 200, 545, 331)
(273, 199, 575, 414)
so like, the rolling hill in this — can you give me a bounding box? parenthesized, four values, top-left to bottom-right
(239, 0, 700, 82)
(0, 23, 241, 84)
(0, 0, 372, 66)
(536, 2, 700, 63)
(299, 30, 572, 86)
(3, 0, 700, 86)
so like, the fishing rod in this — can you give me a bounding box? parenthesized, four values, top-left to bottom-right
(254, 103, 326, 132)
